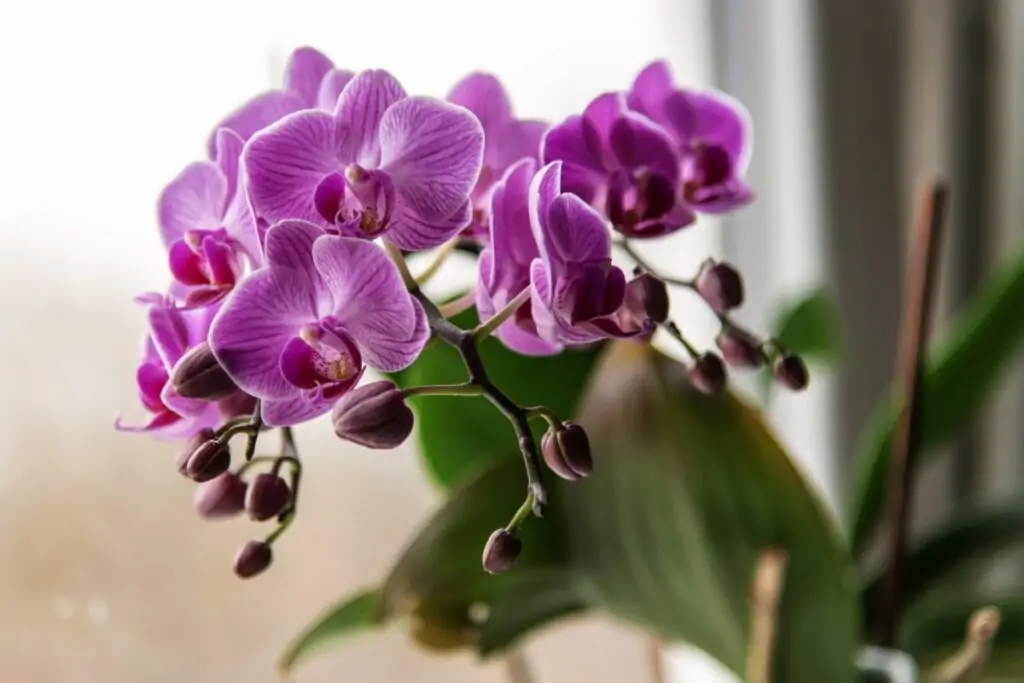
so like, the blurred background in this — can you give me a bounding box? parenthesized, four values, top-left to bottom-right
(1, 0, 1022, 681)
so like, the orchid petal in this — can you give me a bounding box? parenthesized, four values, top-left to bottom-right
(285, 47, 334, 107)
(627, 60, 674, 121)
(244, 109, 339, 227)
(261, 394, 338, 427)
(317, 68, 355, 111)
(206, 89, 306, 158)
(608, 111, 680, 184)
(213, 128, 245, 202)
(157, 162, 228, 248)
(446, 72, 512, 132)
(544, 193, 612, 266)
(540, 117, 604, 203)
(335, 69, 407, 167)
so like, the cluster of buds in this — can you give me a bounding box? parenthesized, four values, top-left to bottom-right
(117, 45, 810, 579)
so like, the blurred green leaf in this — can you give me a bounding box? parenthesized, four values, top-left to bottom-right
(564, 341, 860, 683)
(861, 502, 1024, 633)
(278, 588, 385, 674)
(902, 592, 1024, 679)
(759, 286, 841, 403)
(391, 306, 603, 489)
(849, 246, 1024, 555)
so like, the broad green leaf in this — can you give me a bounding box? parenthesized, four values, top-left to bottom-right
(902, 592, 1024, 679)
(849, 246, 1024, 555)
(380, 456, 582, 654)
(392, 307, 603, 489)
(758, 287, 841, 403)
(279, 588, 385, 674)
(564, 341, 860, 683)
(860, 501, 1024, 633)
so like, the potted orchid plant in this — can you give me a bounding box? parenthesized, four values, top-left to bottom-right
(119, 47, 1024, 683)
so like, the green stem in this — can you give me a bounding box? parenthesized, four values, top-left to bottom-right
(473, 288, 531, 341)
(401, 383, 484, 398)
(615, 240, 693, 288)
(415, 238, 458, 286)
(505, 488, 536, 533)
(662, 321, 700, 359)
(438, 289, 478, 318)
(384, 241, 418, 290)
(525, 406, 561, 429)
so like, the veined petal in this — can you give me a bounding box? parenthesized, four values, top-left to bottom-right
(544, 193, 612, 266)
(206, 89, 306, 158)
(379, 97, 484, 245)
(312, 236, 428, 371)
(490, 158, 538, 273)
(222, 174, 263, 265)
(627, 60, 674, 121)
(385, 198, 472, 252)
(446, 72, 512, 133)
(608, 111, 680, 184)
(213, 128, 245, 202)
(335, 69, 407, 168)
(528, 160, 563, 268)
(209, 267, 318, 399)
(317, 68, 355, 111)
(495, 315, 562, 356)
(158, 162, 228, 248)
(476, 248, 498, 315)
(541, 117, 604, 204)
(665, 89, 753, 171)
(581, 92, 626, 167)
(261, 394, 338, 427)
(244, 109, 339, 227)
(147, 302, 189, 369)
(285, 47, 335, 107)
(264, 219, 324, 287)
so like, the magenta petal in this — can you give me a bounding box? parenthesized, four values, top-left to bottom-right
(213, 128, 245, 202)
(317, 68, 355, 111)
(495, 315, 562, 356)
(379, 96, 484, 248)
(476, 249, 498, 316)
(263, 219, 326, 299)
(209, 268, 317, 399)
(446, 72, 512, 132)
(285, 47, 335, 107)
(147, 303, 189, 368)
(665, 90, 752, 168)
(541, 117, 604, 204)
(279, 336, 320, 389)
(314, 172, 346, 224)
(608, 112, 680, 184)
(158, 162, 228, 248)
(491, 118, 547, 172)
(221, 175, 262, 265)
(581, 92, 626, 166)
(543, 194, 611, 267)
(206, 89, 306, 158)
(261, 394, 337, 427)
(385, 198, 472, 252)
(627, 60, 674, 121)
(334, 69, 407, 167)
(489, 158, 539, 275)
(244, 109, 339, 227)
(312, 236, 428, 371)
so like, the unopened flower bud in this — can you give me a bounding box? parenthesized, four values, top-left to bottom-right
(695, 259, 744, 312)
(171, 341, 238, 400)
(194, 473, 247, 519)
(186, 439, 231, 482)
(177, 428, 216, 476)
(541, 422, 593, 481)
(716, 328, 764, 368)
(245, 472, 291, 521)
(482, 529, 522, 574)
(332, 381, 414, 449)
(688, 352, 727, 395)
(773, 353, 809, 391)
(233, 540, 273, 579)
(633, 273, 670, 323)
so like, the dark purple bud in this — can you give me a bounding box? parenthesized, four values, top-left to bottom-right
(482, 529, 522, 574)
(634, 273, 670, 323)
(695, 259, 744, 312)
(773, 353, 809, 391)
(688, 352, 728, 395)
(331, 381, 414, 449)
(245, 473, 291, 521)
(185, 439, 231, 482)
(541, 422, 593, 481)
(716, 328, 764, 368)
(177, 428, 216, 476)
(194, 473, 247, 519)
(233, 540, 273, 579)
(171, 341, 238, 400)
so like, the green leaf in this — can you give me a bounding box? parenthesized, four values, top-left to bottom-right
(278, 588, 386, 674)
(759, 287, 841, 403)
(380, 455, 584, 655)
(860, 501, 1024, 633)
(392, 306, 603, 489)
(902, 592, 1024, 678)
(563, 341, 860, 683)
(849, 246, 1024, 555)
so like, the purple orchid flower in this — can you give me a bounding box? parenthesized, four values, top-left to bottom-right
(627, 60, 753, 213)
(528, 161, 654, 345)
(116, 295, 251, 439)
(243, 69, 484, 252)
(476, 158, 560, 356)
(542, 91, 694, 238)
(447, 72, 548, 242)
(208, 219, 429, 427)
(206, 47, 354, 158)
(158, 128, 261, 308)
